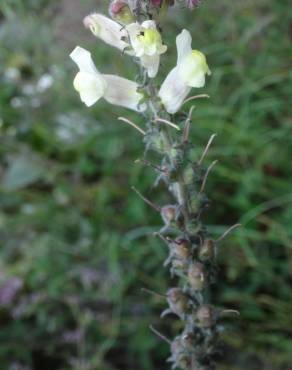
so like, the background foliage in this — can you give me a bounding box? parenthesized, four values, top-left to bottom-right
(0, 1, 291, 369)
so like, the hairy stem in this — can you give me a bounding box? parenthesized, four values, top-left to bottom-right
(139, 73, 219, 370)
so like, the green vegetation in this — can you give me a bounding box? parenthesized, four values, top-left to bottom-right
(0, 1, 291, 369)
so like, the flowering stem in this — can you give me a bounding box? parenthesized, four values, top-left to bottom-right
(138, 69, 221, 369)
(70, 1, 237, 368)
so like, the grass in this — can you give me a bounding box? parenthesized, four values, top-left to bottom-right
(0, 0, 291, 369)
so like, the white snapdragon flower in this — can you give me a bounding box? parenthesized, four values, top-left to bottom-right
(84, 13, 166, 78)
(83, 13, 130, 52)
(158, 29, 211, 114)
(70, 46, 146, 112)
(126, 20, 167, 78)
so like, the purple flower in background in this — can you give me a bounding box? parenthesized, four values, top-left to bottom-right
(0, 277, 23, 306)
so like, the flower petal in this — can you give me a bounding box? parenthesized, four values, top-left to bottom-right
(70, 47, 107, 107)
(103, 74, 146, 112)
(188, 71, 206, 88)
(176, 29, 192, 65)
(73, 71, 106, 107)
(158, 66, 191, 114)
(84, 13, 129, 51)
(141, 20, 157, 29)
(70, 46, 99, 75)
(140, 55, 160, 78)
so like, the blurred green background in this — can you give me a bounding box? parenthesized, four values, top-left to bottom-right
(0, 1, 291, 369)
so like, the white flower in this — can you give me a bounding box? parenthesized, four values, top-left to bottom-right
(158, 29, 211, 114)
(83, 13, 130, 52)
(126, 20, 167, 78)
(83, 13, 166, 78)
(70, 46, 146, 112)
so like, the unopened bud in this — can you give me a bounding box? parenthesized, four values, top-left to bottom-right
(183, 165, 195, 185)
(109, 0, 134, 24)
(186, 219, 202, 234)
(188, 262, 206, 290)
(167, 287, 189, 317)
(171, 336, 182, 356)
(196, 305, 216, 328)
(172, 258, 188, 271)
(199, 239, 216, 261)
(161, 205, 176, 225)
(181, 332, 201, 350)
(151, 0, 175, 8)
(151, 0, 163, 5)
(168, 336, 190, 370)
(178, 355, 191, 370)
(173, 238, 192, 259)
(189, 192, 208, 214)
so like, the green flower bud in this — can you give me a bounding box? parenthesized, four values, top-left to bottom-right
(183, 164, 195, 185)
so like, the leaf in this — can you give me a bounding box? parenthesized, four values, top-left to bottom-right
(2, 153, 46, 191)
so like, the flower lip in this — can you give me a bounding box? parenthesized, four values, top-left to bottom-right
(178, 49, 211, 87)
(126, 20, 167, 77)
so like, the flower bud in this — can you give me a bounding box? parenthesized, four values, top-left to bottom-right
(167, 287, 189, 317)
(183, 165, 195, 185)
(199, 239, 216, 261)
(146, 131, 166, 153)
(172, 260, 187, 272)
(173, 238, 192, 259)
(171, 336, 182, 357)
(151, 0, 175, 8)
(189, 192, 208, 214)
(196, 305, 216, 328)
(169, 337, 191, 370)
(109, 0, 134, 24)
(188, 262, 206, 290)
(186, 219, 202, 235)
(161, 205, 176, 225)
(181, 332, 201, 350)
(151, 0, 163, 5)
(177, 355, 191, 370)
